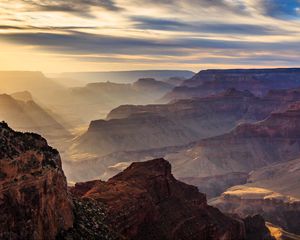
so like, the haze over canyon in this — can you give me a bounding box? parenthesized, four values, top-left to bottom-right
(1, 0, 300, 239)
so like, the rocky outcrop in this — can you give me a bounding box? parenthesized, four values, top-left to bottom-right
(209, 158, 300, 235)
(210, 188, 300, 235)
(59, 197, 121, 240)
(0, 122, 73, 239)
(71, 158, 273, 240)
(163, 68, 300, 101)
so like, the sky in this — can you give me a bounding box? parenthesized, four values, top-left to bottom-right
(0, 0, 300, 73)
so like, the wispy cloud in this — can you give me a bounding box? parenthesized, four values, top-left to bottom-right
(132, 17, 285, 35)
(22, 0, 122, 17)
(0, 0, 300, 71)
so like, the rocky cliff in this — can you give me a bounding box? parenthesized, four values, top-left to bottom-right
(163, 68, 300, 101)
(0, 122, 73, 239)
(71, 158, 273, 240)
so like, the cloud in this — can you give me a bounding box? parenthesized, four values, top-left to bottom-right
(252, 0, 300, 18)
(1, 0, 300, 70)
(2, 30, 300, 57)
(0, 25, 24, 30)
(0, 25, 98, 30)
(132, 17, 283, 35)
(136, 0, 246, 13)
(21, 0, 122, 17)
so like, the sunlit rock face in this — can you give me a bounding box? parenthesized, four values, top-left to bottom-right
(210, 157, 300, 235)
(163, 68, 300, 101)
(0, 122, 73, 240)
(70, 158, 273, 240)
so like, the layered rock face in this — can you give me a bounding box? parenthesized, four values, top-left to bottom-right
(74, 88, 300, 158)
(166, 103, 300, 179)
(163, 68, 300, 101)
(73, 113, 198, 156)
(0, 122, 73, 239)
(71, 158, 273, 240)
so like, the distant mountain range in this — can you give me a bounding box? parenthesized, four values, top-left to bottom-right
(0, 71, 184, 124)
(52, 70, 195, 86)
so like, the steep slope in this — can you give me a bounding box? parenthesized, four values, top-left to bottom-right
(70, 158, 273, 240)
(0, 94, 69, 138)
(0, 122, 73, 239)
(163, 68, 300, 101)
(165, 102, 300, 179)
(10, 91, 33, 102)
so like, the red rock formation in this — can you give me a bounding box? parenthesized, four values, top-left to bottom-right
(0, 122, 73, 240)
(71, 158, 272, 240)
